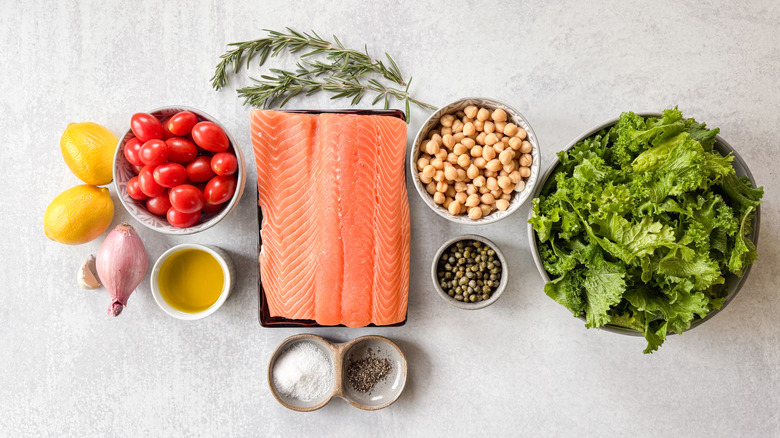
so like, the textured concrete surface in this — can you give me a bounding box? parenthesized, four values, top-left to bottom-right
(1, 1, 779, 436)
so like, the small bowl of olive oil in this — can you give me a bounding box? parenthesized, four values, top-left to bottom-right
(150, 244, 234, 320)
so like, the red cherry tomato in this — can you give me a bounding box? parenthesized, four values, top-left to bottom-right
(204, 175, 237, 205)
(138, 165, 164, 197)
(211, 152, 238, 176)
(153, 162, 188, 188)
(130, 113, 163, 142)
(123, 138, 144, 166)
(139, 139, 169, 166)
(126, 176, 147, 201)
(167, 208, 200, 228)
(191, 122, 229, 152)
(186, 156, 216, 182)
(167, 111, 199, 136)
(131, 164, 144, 175)
(160, 117, 176, 140)
(146, 191, 172, 216)
(201, 202, 225, 214)
(165, 137, 198, 163)
(169, 184, 205, 214)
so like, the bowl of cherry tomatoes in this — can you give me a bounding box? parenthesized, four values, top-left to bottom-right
(113, 106, 246, 234)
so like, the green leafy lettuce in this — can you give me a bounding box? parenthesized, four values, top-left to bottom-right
(530, 109, 763, 353)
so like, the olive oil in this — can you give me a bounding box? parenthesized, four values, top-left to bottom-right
(158, 249, 224, 313)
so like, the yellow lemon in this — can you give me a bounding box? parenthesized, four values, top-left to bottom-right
(60, 122, 118, 186)
(44, 185, 114, 245)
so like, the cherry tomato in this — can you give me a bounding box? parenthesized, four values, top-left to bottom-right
(185, 156, 216, 182)
(167, 111, 199, 136)
(211, 152, 238, 176)
(204, 175, 237, 205)
(130, 113, 163, 142)
(191, 122, 229, 152)
(131, 164, 144, 175)
(139, 139, 169, 166)
(146, 191, 172, 216)
(167, 208, 200, 228)
(138, 165, 164, 197)
(201, 202, 225, 214)
(165, 137, 198, 163)
(160, 117, 176, 140)
(123, 138, 145, 166)
(126, 176, 147, 201)
(153, 162, 188, 188)
(169, 184, 205, 214)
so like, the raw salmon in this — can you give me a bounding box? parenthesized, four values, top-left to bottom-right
(251, 110, 409, 326)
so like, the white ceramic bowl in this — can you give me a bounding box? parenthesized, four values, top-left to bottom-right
(410, 97, 541, 225)
(113, 106, 247, 235)
(150, 244, 235, 320)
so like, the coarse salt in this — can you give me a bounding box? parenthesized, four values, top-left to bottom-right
(272, 342, 333, 402)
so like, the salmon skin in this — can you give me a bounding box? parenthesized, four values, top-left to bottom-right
(251, 110, 410, 327)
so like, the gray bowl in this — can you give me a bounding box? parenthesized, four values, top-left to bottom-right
(431, 234, 509, 309)
(410, 97, 541, 225)
(527, 112, 761, 335)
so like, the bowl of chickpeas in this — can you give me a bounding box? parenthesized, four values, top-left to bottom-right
(411, 97, 541, 224)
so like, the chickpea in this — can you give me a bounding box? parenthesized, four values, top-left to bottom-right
(436, 181, 449, 193)
(484, 133, 499, 146)
(425, 140, 440, 155)
(417, 157, 430, 171)
(508, 170, 522, 184)
(430, 133, 442, 145)
(422, 164, 436, 178)
(444, 165, 458, 181)
(496, 199, 510, 211)
(486, 176, 499, 191)
(473, 175, 486, 187)
(520, 141, 533, 154)
(466, 164, 480, 179)
(491, 108, 507, 122)
(494, 121, 507, 134)
(476, 132, 487, 145)
(498, 175, 512, 189)
(433, 191, 445, 204)
(443, 197, 453, 209)
(479, 186, 490, 194)
(442, 134, 455, 149)
(430, 158, 443, 170)
(515, 127, 527, 140)
(473, 119, 484, 131)
(495, 132, 503, 140)
(462, 115, 473, 124)
(519, 153, 533, 168)
(440, 127, 453, 136)
(461, 138, 476, 149)
(453, 143, 467, 155)
(494, 142, 505, 153)
(503, 161, 517, 173)
(452, 119, 464, 133)
(466, 184, 478, 195)
(515, 180, 526, 192)
(484, 121, 495, 134)
(464, 105, 478, 119)
(452, 132, 466, 143)
(454, 191, 468, 204)
(500, 193, 511, 201)
(482, 145, 497, 161)
(519, 166, 531, 178)
(457, 154, 471, 168)
(502, 184, 515, 194)
(454, 181, 467, 193)
(486, 159, 503, 172)
(492, 188, 503, 199)
(503, 123, 518, 136)
(480, 204, 492, 217)
(447, 152, 459, 165)
(484, 169, 497, 178)
(456, 169, 467, 181)
(455, 110, 466, 118)
(434, 169, 445, 182)
(473, 157, 487, 169)
(419, 172, 433, 184)
(440, 114, 455, 127)
(463, 122, 476, 136)
(508, 137, 522, 150)
(501, 136, 511, 145)
(435, 149, 448, 160)
(470, 145, 484, 158)
(465, 193, 480, 207)
(481, 193, 496, 204)
(445, 186, 456, 198)
(448, 200, 461, 215)
(476, 108, 490, 121)
(426, 181, 436, 195)
(468, 206, 483, 220)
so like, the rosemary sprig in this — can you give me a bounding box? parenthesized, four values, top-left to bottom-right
(212, 28, 436, 121)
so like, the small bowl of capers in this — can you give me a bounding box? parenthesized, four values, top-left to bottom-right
(432, 235, 508, 309)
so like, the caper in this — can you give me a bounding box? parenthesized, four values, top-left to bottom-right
(474, 241, 482, 248)
(445, 272, 452, 279)
(487, 249, 495, 256)
(483, 285, 491, 293)
(482, 294, 490, 300)
(465, 271, 474, 279)
(455, 294, 464, 301)
(448, 290, 455, 297)
(490, 273, 497, 281)
(469, 294, 477, 302)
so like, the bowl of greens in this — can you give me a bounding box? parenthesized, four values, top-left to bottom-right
(527, 109, 763, 353)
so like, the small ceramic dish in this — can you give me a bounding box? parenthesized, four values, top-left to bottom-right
(431, 234, 509, 310)
(268, 334, 407, 412)
(150, 243, 235, 320)
(113, 105, 247, 235)
(410, 97, 541, 225)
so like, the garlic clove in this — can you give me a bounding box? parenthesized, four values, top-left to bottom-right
(78, 254, 102, 289)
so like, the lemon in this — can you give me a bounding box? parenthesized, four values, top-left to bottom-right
(44, 185, 114, 245)
(60, 122, 118, 186)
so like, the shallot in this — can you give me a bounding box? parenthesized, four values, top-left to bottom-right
(96, 223, 148, 316)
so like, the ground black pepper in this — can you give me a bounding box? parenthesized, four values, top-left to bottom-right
(347, 348, 393, 393)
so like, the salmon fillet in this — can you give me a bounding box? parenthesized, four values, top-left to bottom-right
(250, 110, 409, 326)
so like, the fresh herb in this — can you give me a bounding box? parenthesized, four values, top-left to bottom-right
(347, 349, 392, 393)
(211, 28, 435, 121)
(529, 109, 763, 353)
